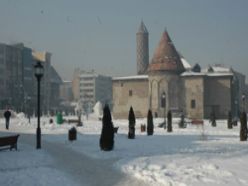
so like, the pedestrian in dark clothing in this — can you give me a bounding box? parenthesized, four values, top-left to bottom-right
(4, 109, 11, 130)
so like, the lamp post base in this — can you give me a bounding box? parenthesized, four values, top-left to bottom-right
(36, 127, 41, 149)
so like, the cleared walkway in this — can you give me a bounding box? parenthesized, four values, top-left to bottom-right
(18, 133, 148, 186)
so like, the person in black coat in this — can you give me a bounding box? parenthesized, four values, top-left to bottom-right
(4, 109, 11, 130)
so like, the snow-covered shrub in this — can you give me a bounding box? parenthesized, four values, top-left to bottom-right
(210, 111, 216, 127)
(147, 110, 154, 135)
(227, 111, 232, 129)
(167, 110, 172, 132)
(93, 101, 103, 120)
(178, 113, 185, 128)
(240, 111, 247, 141)
(99, 104, 114, 151)
(128, 107, 135, 139)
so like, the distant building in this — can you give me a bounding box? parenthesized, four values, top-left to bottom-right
(0, 43, 23, 110)
(50, 66, 63, 111)
(72, 68, 80, 101)
(112, 24, 246, 119)
(79, 70, 112, 112)
(13, 43, 35, 115)
(32, 51, 62, 114)
(60, 80, 73, 102)
(0, 43, 62, 113)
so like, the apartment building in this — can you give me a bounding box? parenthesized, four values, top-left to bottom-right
(79, 70, 112, 112)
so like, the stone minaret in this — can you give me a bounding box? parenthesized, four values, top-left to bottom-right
(136, 21, 149, 75)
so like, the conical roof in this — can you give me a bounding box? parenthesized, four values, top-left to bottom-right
(149, 30, 185, 73)
(137, 21, 148, 34)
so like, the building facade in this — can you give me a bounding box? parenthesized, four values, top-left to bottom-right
(32, 51, 62, 114)
(112, 24, 246, 119)
(60, 80, 73, 102)
(72, 68, 80, 101)
(0, 43, 23, 110)
(112, 75, 149, 118)
(0, 43, 62, 114)
(79, 70, 112, 113)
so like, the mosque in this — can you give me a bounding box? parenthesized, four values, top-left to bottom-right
(112, 22, 245, 119)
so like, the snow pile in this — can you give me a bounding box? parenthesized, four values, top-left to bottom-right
(1, 117, 248, 186)
(93, 101, 103, 119)
(0, 143, 80, 186)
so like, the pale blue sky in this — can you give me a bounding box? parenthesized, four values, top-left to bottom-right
(0, 0, 248, 80)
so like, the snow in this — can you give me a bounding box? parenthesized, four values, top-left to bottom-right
(181, 57, 191, 70)
(1, 115, 248, 186)
(113, 75, 148, 81)
(93, 101, 103, 119)
(0, 143, 80, 186)
(181, 71, 233, 77)
(202, 66, 231, 73)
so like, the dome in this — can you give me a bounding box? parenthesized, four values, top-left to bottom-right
(149, 30, 185, 73)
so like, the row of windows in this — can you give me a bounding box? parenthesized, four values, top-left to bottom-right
(80, 89, 93, 93)
(128, 89, 197, 109)
(80, 83, 93, 87)
(80, 77, 94, 81)
(80, 95, 94, 99)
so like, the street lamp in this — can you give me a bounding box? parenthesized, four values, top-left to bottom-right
(161, 92, 166, 129)
(234, 99, 238, 118)
(34, 61, 44, 149)
(242, 94, 246, 112)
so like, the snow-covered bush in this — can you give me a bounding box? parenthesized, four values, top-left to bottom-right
(227, 111, 232, 129)
(240, 112, 247, 141)
(128, 107, 135, 139)
(99, 104, 114, 151)
(147, 110, 154, 135)
(93, 101, 103, 120)
(210, 111, 216, 127)
(178, 113, 185, 128)
(167, 110, 172, 132)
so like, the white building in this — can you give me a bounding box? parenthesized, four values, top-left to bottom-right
(79, 70, 112, 112)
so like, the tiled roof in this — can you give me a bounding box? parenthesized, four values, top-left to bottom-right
(149, 30, 185, 73)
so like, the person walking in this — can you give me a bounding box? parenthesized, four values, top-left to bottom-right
(4, 109, 11, 130)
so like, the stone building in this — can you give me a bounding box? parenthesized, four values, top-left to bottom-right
(112, 23, 246, 119)
(181, 67, 234, 119)
(112, 75, 148, 118)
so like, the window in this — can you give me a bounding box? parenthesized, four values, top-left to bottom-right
(191, 99, 196, 109)
(129, 90, 132, 96)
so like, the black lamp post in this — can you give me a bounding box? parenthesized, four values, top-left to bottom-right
(162, 92, 166, 129)
(242, 94, 246, 112)
(34, 61, 44, 149)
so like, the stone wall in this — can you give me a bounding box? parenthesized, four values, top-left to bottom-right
(182, 76, 204, 119)
(112, 79, 148, 119)
(149, 72, 181, 117)
(204, 76, 232, 119)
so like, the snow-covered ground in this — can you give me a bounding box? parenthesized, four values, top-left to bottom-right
(1, 113, 248, 186)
